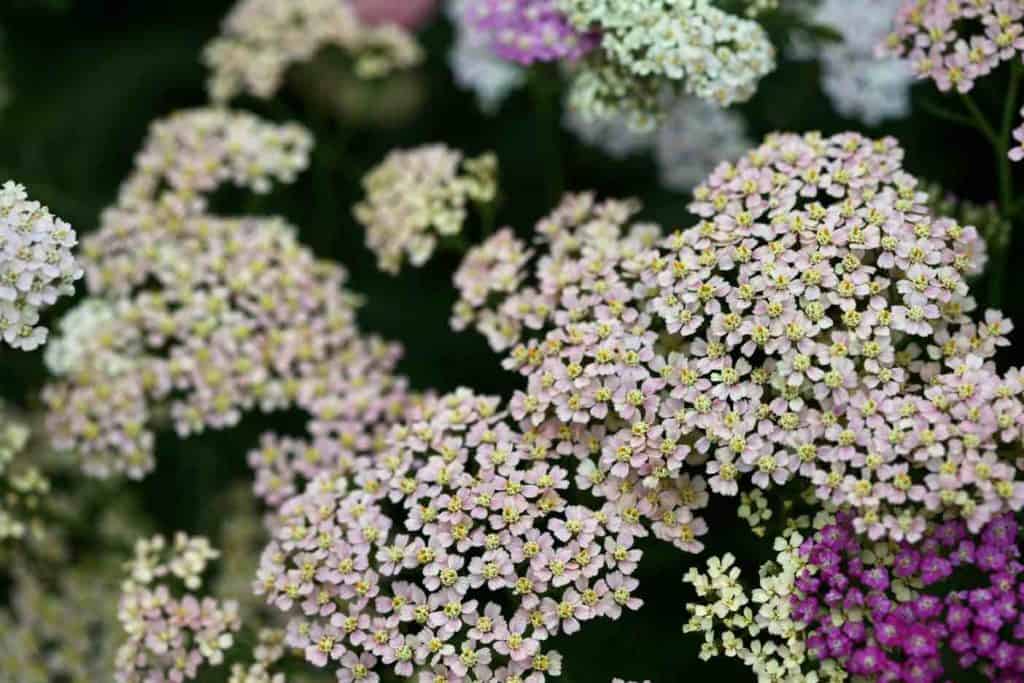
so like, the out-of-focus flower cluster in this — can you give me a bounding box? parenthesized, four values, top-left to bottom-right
(451, 131, 1024, 554)
(204, 0, 423, 102)
(447, 0, 527, 113)
(351, 0, 439, 30)
(460, 0, 776, 130)
(42, 108, 408, 480)
(560, 0, 776, 125)
(786, 512, 1024, 681)
(255, 388, 644, 681)
(793, 0, 913, 125)
(466, 0, 598, 65)
(116, 533, 241, 683)
(0, 180, 82, 351)
(927, 182, 1007, 269)
(565, 95, 751, 191)
(452, 227, 533, 349)
(354, 144, 498, 274)
(1, 562, 123, 682)
(882, 0, 1024, 161)
(0, 409, 48, 546)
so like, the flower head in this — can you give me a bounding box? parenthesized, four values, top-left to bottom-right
(0, 180, 82, 351)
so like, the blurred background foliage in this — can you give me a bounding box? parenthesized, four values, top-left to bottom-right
(0, 1, 1016, 680)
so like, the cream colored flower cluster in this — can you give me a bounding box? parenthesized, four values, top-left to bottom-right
(683, 524, 846, 682)
(354, 144, 498, 273)
(560, 0, 776, 129)
(204, 0, 423, 102)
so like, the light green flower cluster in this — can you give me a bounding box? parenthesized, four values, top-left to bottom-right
(560, 0, 776, 129)
(354, 144, 498, 273)
(683, 520, 846, 683)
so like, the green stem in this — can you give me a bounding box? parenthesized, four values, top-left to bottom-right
(985, 62, 1022, 308)
(997, 62, 1022, 213)
(529, 68, 564, 206)
(920, 99, 981, 131)
(959, 93, 999, 145)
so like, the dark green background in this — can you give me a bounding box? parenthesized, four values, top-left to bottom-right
(0, 1, 1015, 680)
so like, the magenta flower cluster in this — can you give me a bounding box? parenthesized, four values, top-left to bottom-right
(465, 0, 597, 65)
(794, 512, 1024, 682)
(255, 389, 643, 682)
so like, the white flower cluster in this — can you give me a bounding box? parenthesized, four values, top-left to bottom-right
(204, 0, 423, 102)
(44, 298, 129, 377)
(354, 144, 498, 273)
(683, 528, 844, 682)
(0, 181, 82, 351)
(565, 95, 750, 191)
(447, 0, 526, 113)
(796, 0, 913, 125)
(560, 0, 776, 128)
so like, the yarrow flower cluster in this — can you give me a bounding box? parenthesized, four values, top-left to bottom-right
(43, 108, 407, 479)
(450, 131, 1024, 553)
(683, 520, 847, 682)
(1, 561, 123, 682)
(460, 0, 775, 130)
(881, 0, 1024, 161)
(227, 628, 294, 683)
(452, 227, 533, 350)
(791, 512, 1024, 681)
(564, 95, 751, 191)
(447, 0, 527, 113)
(116, 533, 241, 683)
(466, 0, 598, 65)
(793, 0, 913, 125)
(204, 0, 424, 102)
(0, 409, 49, 545)
(560, 0, 777, 129)
(0, 180, 82, 351)
(354, 145, 498, 274)
(256, 389, 644, 682)
(350, 0, 439, 30)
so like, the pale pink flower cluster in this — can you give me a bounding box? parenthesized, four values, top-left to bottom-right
(452, 132, 1024, 549)
(351, 0, 439, 30)
(204, 0, 423, 102)
(0, 180, 82, 350)
(881, 0, 1024, 161)
(43, 109, 406, 479)
(255, 389, 644, 682)
(451, 227, 533, 350)
(113, 108, 312, 216)
(354, 145, 498, 274)
(115, 533, 241, 683)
